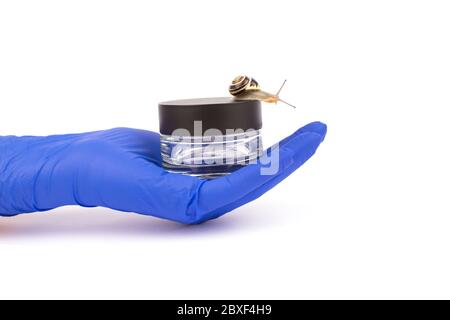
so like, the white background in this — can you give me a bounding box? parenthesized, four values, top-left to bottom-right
(0, 0, 449, 299)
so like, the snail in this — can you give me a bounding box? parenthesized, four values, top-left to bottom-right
(229, 75, 296, 108)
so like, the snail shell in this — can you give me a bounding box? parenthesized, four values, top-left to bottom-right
(229, 75, 260, 96)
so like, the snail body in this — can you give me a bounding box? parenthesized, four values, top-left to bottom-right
(229, 75, 295, 108)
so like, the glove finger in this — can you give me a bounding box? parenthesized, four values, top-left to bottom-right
(194, 122, 327, 222)
(200, 140, 322, 221)
(219, 122, 328, 214)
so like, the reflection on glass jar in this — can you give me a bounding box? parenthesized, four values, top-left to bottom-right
(161, 130, 263, 179)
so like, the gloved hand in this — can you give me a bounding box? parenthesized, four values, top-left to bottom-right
(0, 122, 326, 224)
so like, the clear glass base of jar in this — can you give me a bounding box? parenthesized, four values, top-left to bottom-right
(161, 130, 263, 179)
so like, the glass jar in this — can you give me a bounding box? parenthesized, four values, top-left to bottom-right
(161, 129, 263, 178)
(159, 98, 263, 179)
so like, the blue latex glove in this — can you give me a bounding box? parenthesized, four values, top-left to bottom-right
(0, 122, 326, 224)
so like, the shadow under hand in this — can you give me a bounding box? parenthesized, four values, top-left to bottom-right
(0, 203, 285, 239)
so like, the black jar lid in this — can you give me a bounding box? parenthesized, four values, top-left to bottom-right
(158, 97, 262, 136)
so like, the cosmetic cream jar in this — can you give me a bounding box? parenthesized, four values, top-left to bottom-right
(159, 97, 263, 179)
